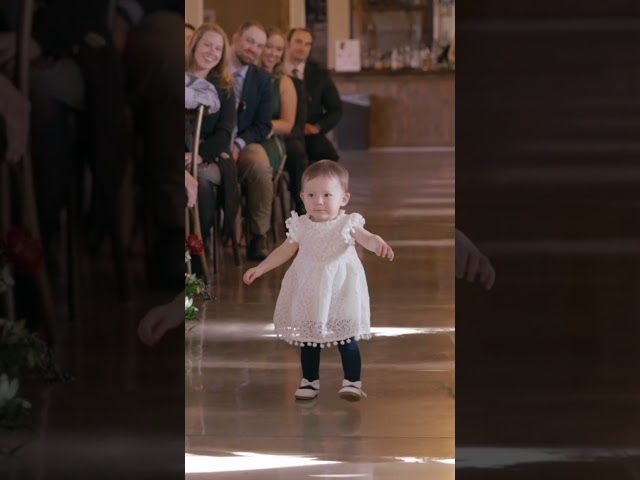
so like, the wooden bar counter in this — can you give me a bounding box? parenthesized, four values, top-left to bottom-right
(333, 69, 455, 148)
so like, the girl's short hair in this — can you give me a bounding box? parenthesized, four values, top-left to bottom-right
(302, 160, 350, 193)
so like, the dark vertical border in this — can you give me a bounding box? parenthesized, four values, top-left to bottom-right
(456, 1, 640, 477)
(1, 2, 185, 478)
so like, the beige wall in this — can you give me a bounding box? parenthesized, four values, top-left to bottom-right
(327, 0, 350, 70)
(204, 0, 289, 37)
(197, 1, 352, 67)
(185, 0, 203, 27)
(289, 0, 305, 28)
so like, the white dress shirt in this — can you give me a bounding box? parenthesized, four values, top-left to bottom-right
(285, 61, 306, 80)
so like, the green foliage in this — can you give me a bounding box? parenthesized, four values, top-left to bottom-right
(184, 249, 208, 324)
(0, 254, 51, 434)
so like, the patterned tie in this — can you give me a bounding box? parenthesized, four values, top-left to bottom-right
(233, 71, 243, 106)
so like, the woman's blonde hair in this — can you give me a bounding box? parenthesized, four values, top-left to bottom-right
(257, 27, 287, 78)
(185, 23, 234, 92)
(302, 160, 350, 193)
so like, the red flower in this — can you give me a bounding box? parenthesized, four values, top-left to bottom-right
(5, 227, 44, 277)
(186, 235, 205, 256)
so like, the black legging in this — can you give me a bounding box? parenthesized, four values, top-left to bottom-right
(300, 338, 361, 383)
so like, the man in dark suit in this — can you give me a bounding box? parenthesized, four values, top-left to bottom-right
(285, 27, 342, 163)
(230, 20, 273, 260)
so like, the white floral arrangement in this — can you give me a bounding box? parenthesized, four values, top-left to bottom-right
(184, 242, 207, 324)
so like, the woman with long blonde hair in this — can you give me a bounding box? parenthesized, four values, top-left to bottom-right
(258, 27, 308, 214)
(256, 27, 297, 177)
(185, 23, 239, 278)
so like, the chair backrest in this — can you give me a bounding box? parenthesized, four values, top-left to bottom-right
(271, 137, 287, 186)
(15, 0, 33, 94)
(188, 105, 205, 178)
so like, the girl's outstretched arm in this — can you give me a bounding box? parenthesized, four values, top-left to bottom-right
(352, 226, 394, 261)
(243, 240, 300, 284)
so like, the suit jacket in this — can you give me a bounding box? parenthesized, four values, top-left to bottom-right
(236, 64, 272, 147)
(288, 75, 308, 140)
(303, 60, 342, 134)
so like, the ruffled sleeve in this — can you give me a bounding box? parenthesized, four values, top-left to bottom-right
(341, 212, 365, 245)
(285, 211, 301, 244)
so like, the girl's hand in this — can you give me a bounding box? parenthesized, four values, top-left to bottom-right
(372, 236, 394, 261)
(243, 266, 264, 285)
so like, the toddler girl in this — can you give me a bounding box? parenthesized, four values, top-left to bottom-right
(243, 160, 394, 401)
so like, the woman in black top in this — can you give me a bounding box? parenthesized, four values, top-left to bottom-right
(185, 23, 239, 256)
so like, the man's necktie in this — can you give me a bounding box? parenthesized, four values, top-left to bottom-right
(233, 71, 243, 105)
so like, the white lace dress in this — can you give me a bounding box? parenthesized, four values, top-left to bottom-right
(273, 210, 372, 347)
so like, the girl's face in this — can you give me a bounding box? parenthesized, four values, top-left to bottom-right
(301, 175, 350, 222)
(194, 30, 224, 72)
(260, 33, 285, 71)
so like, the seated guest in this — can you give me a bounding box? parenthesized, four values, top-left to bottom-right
(284, 70, 309, 215)
(284, 27, 342, 163)
(261, 29, 309, 215)
(229, 20, 273, 261)
(185, 23, 239, 273)
(256, 27, 297, 178)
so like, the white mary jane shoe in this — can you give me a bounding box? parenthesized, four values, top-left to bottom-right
(338, 380, 367, 402)
(294, 378, 319, 400)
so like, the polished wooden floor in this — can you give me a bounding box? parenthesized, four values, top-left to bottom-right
(185, 150, 456, 479)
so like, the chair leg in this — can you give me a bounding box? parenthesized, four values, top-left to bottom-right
(244, 212, 251, 259)
(279, 176, 291, 226)
(282, 190, 290, 224)
(185, 207, 192, 274)
(110, 216, 131, 302)
(0, 162, 16, 324)
(271, 194, 280, 245)
(189, 206, 211, 286)
(231, 229, 241, 266)
(231, 184, 242, 266)
(242, 187, 252, 259)
(211, 203, 220, 275)
(66, 180, 80, 321)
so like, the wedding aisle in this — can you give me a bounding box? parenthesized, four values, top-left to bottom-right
(185, 150, 456, 479)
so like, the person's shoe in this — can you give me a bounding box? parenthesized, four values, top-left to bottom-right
(247, 234, 269, 261)
(338, 380, 367, 402)
(294, 379, 319, 400)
